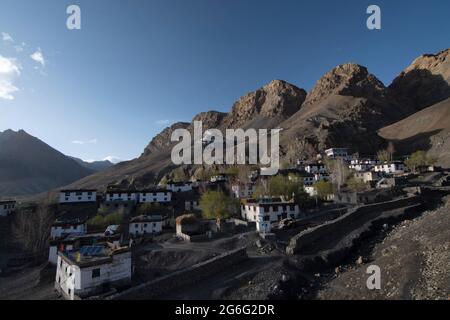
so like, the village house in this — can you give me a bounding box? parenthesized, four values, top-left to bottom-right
(210, 174, 228, 183)
(333, 189, 392, 205)
(325, 148, 349, 160)
(241, 198, 302, 233)
(105, 189, 139, 202)
(48, 232, 122, 265)
(59, 189, 97, 204)
(138, 189, 172, 204)
(231, 183, 256, 199)
(349, 159, 376, 172)
(166, 181, 193, 193)
(374, 161, 407, 175)
(0, 200, 16, 217)
(354, 171, 382, 183)
(175, 214, 213, 242)
(55, 244, 131, 300)
(129, 215, 164, 236)
(185, 199, 201, 211)
(51, 217, 87, 240)
(304, 163, 327, 174)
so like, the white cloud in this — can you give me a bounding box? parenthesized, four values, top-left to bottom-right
(30, 48, 45, 66)
(2, 32, 14, 43)
(72, 138, 98, 145)
(0, 55, 21, 100)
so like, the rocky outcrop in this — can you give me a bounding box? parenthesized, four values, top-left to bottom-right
(389, 49, 450, 111)
(143, 122, 190, 156)
(223, 80, 307, 128)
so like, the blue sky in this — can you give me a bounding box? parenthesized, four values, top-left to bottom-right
(0, 0, 449, 162)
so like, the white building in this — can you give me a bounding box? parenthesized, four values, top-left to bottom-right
(374, 162, 406, 175)
(304, 186, 317, 197)
(55, 245, 131, 300)
(325, 148, 349, 159)
(59, 190, 97, 204)
(349, 159, 379, 172)
(210, 174, 228, 183)
(231, 183, 256, 199)
(129, 215, 163, 236)
(0, 200, 16, 217)
(138, 189, 172, 204)
(241, 198, 302, 233)
(354, 171, 381, 183)
(304, 163, 327, 174)
(51, 218, 87, 240)
(166, 182, 193, 193)
(105, 190, 139, 203)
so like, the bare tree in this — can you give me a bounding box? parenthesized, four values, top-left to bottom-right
(387, 142, 396, 162)
(326, 158, 349, 193)
(12, 200, 54, 254)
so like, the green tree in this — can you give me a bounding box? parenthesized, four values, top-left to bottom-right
(346, 177, 369, 193)
(199, 191, 239, 227)
(253, 176, 308, 204)
(314, 181, 333, 200)
(324, 158, 349, 193)
(405, 150, 434, 173)
(377, 149, 391, 162)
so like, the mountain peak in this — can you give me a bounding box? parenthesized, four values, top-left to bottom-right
(304, 63, 385, 107)
(389, 48, 450, 111)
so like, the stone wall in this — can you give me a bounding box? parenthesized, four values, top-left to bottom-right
(286, 196, 421, 255)
(105, 247, 248, 300)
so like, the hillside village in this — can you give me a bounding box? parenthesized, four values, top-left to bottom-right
(1, 144, 449, 300)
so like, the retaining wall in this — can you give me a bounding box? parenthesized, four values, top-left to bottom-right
(286, 196, 421, 255)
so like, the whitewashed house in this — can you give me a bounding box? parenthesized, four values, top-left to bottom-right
(354, 171, 381, 183)
(59, 190, 97, 204)
(0, 200, 16, 217)
(166, 181, 193, 193)
(231, 183, 256, 199)
(325, 148, 349, 160)
(349, 159, 379, 172)
(55, 245, 131, 300)
(129, 215, 163, 236)
(241, 198, 302, 233)
(51, 218, 87, 240)
(138, 189, 172, 204)
(210, 174, 228, 183)
(105, 190, 139, 203)
(304, 163, 327, 174)
(374, 162, 407, 175)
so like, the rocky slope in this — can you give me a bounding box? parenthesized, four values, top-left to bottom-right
(0, 130, 93, 197)
(379, 98, 450, 167)
(389, 49, 450, 111)
(317, 196, 450, 300)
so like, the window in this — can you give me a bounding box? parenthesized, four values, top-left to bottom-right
(92, 268, 100, 278)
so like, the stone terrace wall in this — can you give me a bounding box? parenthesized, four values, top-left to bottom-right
(286, 196, 421, 255)
(106, 247, 248, 300)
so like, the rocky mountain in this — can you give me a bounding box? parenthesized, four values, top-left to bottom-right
(379, 97, 450, 167)
(0, 130, 94, 197)
(67, 48, 450, 190)
(389, 49, 450, 111)
(69, 156, 114, 172)
(279, 63, 413, 161)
